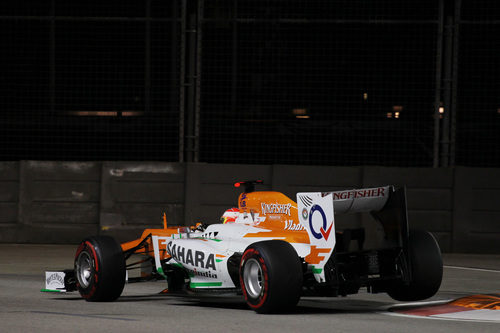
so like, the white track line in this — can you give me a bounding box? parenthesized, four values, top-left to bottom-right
(382, 310, 500, 323)
(444, 265, 500, 273)
(379, 299, 451, 311)
(382, 299, 500, 323)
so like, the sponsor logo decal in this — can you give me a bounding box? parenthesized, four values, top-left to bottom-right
(284, 220, 306, 231)
(305, 246, 331, 265)
(332, 187, 385, 200)
(302, 208, 308, 220)
(240, 193, 247, 208)
(309, 204, 333, 241)
(167, 242, 216, 271)
(261, 202, 292, 216)
(46, 272, 65, 287)
(186, 268, 218, 279)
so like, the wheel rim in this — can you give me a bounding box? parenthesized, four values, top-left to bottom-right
(76, 251, 94, 288)
(243, 258, 263, 298)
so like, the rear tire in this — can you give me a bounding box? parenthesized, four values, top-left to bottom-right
(74, 236, 126, 302)
(239, 240, 303, 314)
(388, 229, 443, 301)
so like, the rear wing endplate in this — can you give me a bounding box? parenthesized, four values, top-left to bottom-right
(298, 186, 409, 283)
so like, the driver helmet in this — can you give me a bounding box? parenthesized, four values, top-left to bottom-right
(221, 208, 240, 224)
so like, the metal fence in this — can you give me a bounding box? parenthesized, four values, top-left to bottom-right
(1, 0, 181, 161)
(1, 0, 499, 167)
(455, 0, 500, 167)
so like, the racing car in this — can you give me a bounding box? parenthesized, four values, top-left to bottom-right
(43, 181, 443, 314)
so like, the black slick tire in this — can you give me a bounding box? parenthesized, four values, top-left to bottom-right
(74, 236, 126, 302)
(239, 240, 303, 314)
(388, 229, 443, 301)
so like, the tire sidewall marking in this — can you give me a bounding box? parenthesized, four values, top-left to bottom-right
(75, 241, 99, 298)
(240, 248, 269, 309)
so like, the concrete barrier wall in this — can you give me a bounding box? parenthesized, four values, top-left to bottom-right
(0, 162, 19, 242)
(454, 168, 500, 253)
(17, 161, 101, 243)
(100, 162, 185, 241)
(0, 161, 498, 253)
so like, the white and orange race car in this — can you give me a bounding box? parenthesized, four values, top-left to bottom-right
(44, 181, 443, 314)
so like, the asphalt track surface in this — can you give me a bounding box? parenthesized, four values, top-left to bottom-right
(1, 244, 499, 333)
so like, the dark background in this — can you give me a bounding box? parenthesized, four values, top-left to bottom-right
(1, 0, 499, 167)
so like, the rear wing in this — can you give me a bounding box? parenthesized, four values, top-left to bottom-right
(327, 185, 409, 244)
(329, 186, 390, 214)
(297, 186, 410, 283)
(329, 185, 409, 245)
(330, 185, 412, 284)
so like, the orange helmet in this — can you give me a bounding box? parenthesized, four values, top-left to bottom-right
(221, 208, 240, 224)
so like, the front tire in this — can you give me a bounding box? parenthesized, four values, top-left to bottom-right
(239, 240, 303, 314)
(74, 236, 126, 302)
(388, 229, 443, 301)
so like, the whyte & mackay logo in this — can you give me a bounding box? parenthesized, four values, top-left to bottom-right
(46, 272, 65, 286)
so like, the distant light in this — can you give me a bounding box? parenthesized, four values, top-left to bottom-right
(363, 92, 368, 101)
(392, 105, 403, 112)
(122, 111, 143, 117)
(69, 111, 117, 116)
(293, 108, 309, 119)
(67, 111, 143, 117)
(497, 108, 500, 114)
(394, 111, 400, 119)
(439, 107, 445, 119)
(293, 108, 307, 115)
(386, 112, 393, 119)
